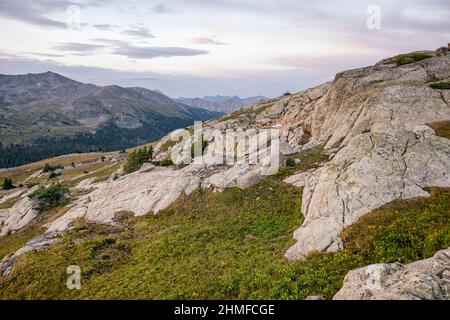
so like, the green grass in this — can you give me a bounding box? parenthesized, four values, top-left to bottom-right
(430, 81, 450, 90)
(0, 205, 70, 261)
(0, 226, 43, 261)
(0, 169, 449, 300)
(124, 147, 153, 174)
(388, 52, 432, 66)
(157, 127, 194, 154)
(342, 187, 450, 263)
(277, 144, 329, 178)
(220, 103, 271, 122)
(152, 158, 174, 167)
(29, 184, 69, 212)
(0, 174, 29, 187)
(159, 139, 177, 153)
(65, 162, 121, 187)
(429, 121, 450, 139)
(0, 197, 20, 210)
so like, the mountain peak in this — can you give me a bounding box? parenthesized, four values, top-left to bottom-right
(177, 95, 267, 113)
(0, 71, 84, 88)
(0, 72, 222, 168)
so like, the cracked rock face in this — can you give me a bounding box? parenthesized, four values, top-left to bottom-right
(284, 53, 450, 260)
(46, 165, 202, 233)
(0, 186, 39, 237)
(0, 160, 269, 275)
(0, 232, 59, 277)
(1, 51, 449, 277)
(285, 130, 450, 260)
(333, 247, 450, 300)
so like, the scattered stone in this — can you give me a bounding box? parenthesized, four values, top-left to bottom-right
(2, 51, 450, 284)
(283, 170, 313, 188)
(333, 247, 450, 300)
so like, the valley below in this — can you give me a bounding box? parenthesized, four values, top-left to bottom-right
(0, 72, 222, 168)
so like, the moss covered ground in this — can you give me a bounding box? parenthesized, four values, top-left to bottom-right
(0, 172, 448, 299)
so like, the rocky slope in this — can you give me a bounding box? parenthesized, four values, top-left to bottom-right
(334, 247, 450, 300)
(0, 48, 449, 298)
(176, 95, 266, 113)
(0, 72, 221, 168)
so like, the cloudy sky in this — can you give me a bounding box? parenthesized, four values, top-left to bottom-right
(0, 0, 449, 98)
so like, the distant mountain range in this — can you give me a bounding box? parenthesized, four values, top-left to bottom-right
(176, 95, 266, 113)
(0, 72, 222, 168)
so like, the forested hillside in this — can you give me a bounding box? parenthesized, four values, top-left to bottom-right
(0, 72, 221, 168)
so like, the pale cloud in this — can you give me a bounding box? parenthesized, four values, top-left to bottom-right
(0, 55, 319, 97)
(0, 0, 67, 29)
(151, 3, 173, 14)
(52, 42, 108, 55)
(0, 0, 448, 97)
(112, 45, 209, 59)
(122, 26, 155, 39)
(53, 42, 107, 52)
(24, 52, 66, 58)
(0, 0, 106, 29)
(188, 37, 227, 46)
(92, 24, 119, 31)
(51, 40, 209, 59)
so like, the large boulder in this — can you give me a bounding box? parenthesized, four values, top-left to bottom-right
(333, 247, 450, 300)
(2, 50, 450, 279)
(0, 186, 39, 237)
(46, 165, 202, 233)
(285, 130, 450, 260)
(284, 53, 450, 260)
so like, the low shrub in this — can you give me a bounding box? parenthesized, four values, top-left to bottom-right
(43, 163, 63, 173)
(26, 180, 39, 189)
(48, 172, 61, 180)
(2, 177, 15, 190)
(285, 157, 296, 167)
(124, 146, 153, 173)
(29, 184, 69, 212)
(153, 158, 173, 167)
(391, 52, 432, 66)
(430, 81, 450, 90)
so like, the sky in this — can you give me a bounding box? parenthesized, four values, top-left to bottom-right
(0, 0, 449, 98)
